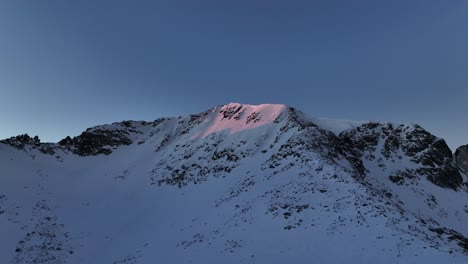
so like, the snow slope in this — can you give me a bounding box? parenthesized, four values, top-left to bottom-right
(0, 103, 467, 264)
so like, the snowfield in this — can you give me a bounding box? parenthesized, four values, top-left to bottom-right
(1, 103, 467, 264)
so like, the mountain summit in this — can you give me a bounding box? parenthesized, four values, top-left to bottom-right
(1, 103, 467, 263)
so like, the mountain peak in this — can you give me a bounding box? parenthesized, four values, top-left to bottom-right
(187, 103, 291, 139)
(1, 103, 468, 263)
(220, 102, 289, 111)
(216, 103, 289, 121)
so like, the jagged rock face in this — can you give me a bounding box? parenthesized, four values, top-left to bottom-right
(339, 123, 463, 190)
(456, 145, 468, 173)
(1, 103, 467, 263)
(150, 105, 312, 187)
(150, 105, 349, 188)
(57, 120, 156, 156)
(59, 129, 133, 156)
(0, 134, 56, 155)
(1, 134, 40, 148)
(1, 104, 462, 190)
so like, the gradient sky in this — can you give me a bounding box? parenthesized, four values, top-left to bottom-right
(0, 1, 466, 150)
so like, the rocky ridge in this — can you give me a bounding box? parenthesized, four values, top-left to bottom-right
(0, 103, 467, 263)
(455, 145, 468, 174)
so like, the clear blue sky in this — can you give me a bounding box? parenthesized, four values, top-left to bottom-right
(0, 1, 466, 150)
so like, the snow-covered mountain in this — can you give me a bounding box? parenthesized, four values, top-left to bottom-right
(1, 103, 467, 264)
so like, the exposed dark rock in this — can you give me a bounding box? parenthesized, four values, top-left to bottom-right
(212, 148, 239, 162)
(58, 136, 73, 146)
(455, 145, 468, 173)
(1, 134, 40, 149)
(220, 105, 243, 120)
(339, 123, 463, 190)
(38, 144, 56, 155)
(55, 120, 162, 156)
(63, 129, 133, 156)
(246, 112, 261, 124)
(0, 134, 58, 156)
(285, 107, 317, 131)
(429, 227, 468, 252)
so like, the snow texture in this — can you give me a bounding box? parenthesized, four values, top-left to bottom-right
(1, 103, 467, 264)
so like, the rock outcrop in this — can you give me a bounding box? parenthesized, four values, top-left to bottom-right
(455, 145, 468, 173)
